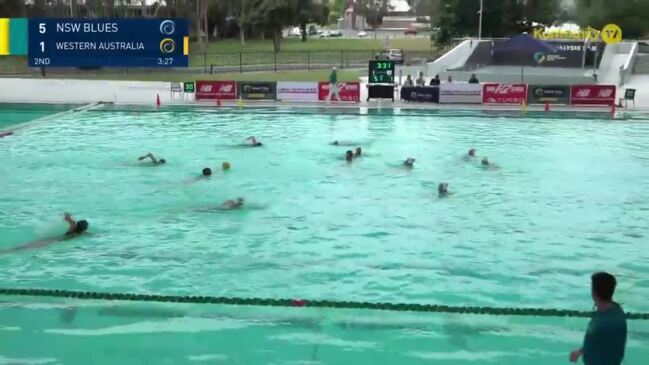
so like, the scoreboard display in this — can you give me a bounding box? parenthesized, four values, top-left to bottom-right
(368, 60, 395, 84)
(28, 18, 189, 67)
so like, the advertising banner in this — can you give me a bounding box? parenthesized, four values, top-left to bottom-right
(570, 84, 616, 106)
(195, 80, 236, 100)
(276, 81, 319, 101)
(318, 82, 361, 102)
(482, 83, 527, 104)
(237, 81, 276, 100)
(400, 86, 439, 103)
(527, 85, 571, 104)
(439, 83, 482, 104)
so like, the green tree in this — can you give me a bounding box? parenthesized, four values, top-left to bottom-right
(354, 0, 389, 36)
(577, 0, 649, 39)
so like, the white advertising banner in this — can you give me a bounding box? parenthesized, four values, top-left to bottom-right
(277, 81, 319, 101)
(439, 83, 483, 104)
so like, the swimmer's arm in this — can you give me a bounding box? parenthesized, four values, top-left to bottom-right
(63, 213, 76, 231)
(138, 153, 156, 163)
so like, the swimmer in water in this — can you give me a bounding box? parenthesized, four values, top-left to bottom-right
(202, 167, 212, 176)
(221, 197, 244, 209)
(354, 147, 362, 157)
(138, 153, 166, 165)
(404, 158, 415, 168)
(438, 183, 450, 197)
(246, 136, 263, 147)
(463, 148, 477, 161)
(346, 150, 354, 162)
(332, 140, 340, 145)
(0, 131, 14, 138)
(481, 157, 499, 169)
(0, 213, 89, 254)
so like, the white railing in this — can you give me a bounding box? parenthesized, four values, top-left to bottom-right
(619, 42, 639, 86)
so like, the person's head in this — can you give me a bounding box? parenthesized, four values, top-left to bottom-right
(202, 167, 212, 176)
(159, 158, 166, 164)
(406, 74, 412, 79)
(333, 140, 339, 145)
(355, 147, 362, 156)
(481, 157, 489, 166)
(592, 272, 616, 303)
(222, 162, 231, 170)
(438, 183, 448, 194)
(468, 148, 476, 157)
(74, 220, 89, 234)
(470, 73, 476, 79)
(346, 150, 354, 162)
(435, 74, 440, 80)
(447, 75, 453, 82)
(404, 158, 415, 167)
(419, 71, 424, 78)
(237, 197, 244, 204)
(332, 66, 337, 73)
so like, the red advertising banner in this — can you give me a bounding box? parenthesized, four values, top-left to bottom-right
(318, 82, 361, 102)
(482, 83, 527, 104)
(570, 85, 616, 106)
(195, 80, 237, 100)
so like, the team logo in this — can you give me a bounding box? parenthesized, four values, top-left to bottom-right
(159, 38, 176, 54)
(160, 20, 176, 35)
(199, 85, 212, 93)
(533, 52, 546, 64)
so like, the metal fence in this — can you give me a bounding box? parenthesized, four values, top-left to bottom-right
(198, 50, 441, 73)
(0, 50, 442, 77)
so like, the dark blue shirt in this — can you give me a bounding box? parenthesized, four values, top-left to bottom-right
(583, 302, 627, 365)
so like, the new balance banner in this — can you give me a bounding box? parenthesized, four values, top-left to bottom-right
(570, 85, 616, 106)
(318, 82, 361, 102)
(482, 83, 527, 104)
(196, 80, 237, 100)
(439, 83, 482, 104)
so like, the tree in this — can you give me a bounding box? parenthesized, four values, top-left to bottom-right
(354, 0, 389, 36)
(295, 0, 329, 41)
(435, 0, 549, 45)
(577, 0, 649, 39)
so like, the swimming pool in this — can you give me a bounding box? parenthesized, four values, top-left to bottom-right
(1, 106, 648, 364)
(0, 103, 81, 130)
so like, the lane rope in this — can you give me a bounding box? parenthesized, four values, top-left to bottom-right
(1, 288, 647, 320)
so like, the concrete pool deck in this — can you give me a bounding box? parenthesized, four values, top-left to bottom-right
(1, 77, 648, 114)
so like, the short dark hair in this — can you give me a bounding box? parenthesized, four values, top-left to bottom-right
(592, 272, 616, 301)
(75, 220, 89, 233)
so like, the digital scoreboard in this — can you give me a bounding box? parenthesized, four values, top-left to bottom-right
(368, 60, 395, 84)
(28, 18, 189, 67)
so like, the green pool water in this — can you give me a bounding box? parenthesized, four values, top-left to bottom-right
(0, 106, 648, 364)
(0, 103, 80, 130)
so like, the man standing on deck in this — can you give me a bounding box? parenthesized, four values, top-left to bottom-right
(570, 272, 627, 365)
(327, 66, 340, 102)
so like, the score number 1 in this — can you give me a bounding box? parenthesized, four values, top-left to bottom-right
(33, 22, 50, 65)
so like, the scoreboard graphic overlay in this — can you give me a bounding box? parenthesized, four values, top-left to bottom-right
(28, 18, 189, 67)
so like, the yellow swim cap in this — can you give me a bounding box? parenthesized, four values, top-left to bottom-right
(222, 162, 231, 170)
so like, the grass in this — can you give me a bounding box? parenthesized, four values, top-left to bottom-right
(1, 69, 362, 82)
(195, 37, 433, 53)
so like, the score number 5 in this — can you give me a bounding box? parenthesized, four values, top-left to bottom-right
(39, 23, 46, 52)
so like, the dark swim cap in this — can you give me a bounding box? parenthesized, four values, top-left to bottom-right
(159, 159, 166, 164)
(75, 220, 89, 233)
(202, 168, 212, 176)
